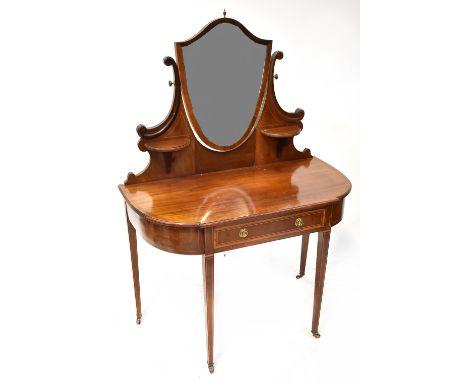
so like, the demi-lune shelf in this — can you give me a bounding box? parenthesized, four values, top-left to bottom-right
(260, 124, 302, 138)
(144, 136, 191, 153)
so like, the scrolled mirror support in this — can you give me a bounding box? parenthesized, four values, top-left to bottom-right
(269, 51, 305, 123)
(136, 56, 181, 144)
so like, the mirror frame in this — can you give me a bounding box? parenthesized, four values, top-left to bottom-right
(175, 18, 272, 152)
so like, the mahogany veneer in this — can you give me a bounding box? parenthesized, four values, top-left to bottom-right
(119, 15, 352, 374)
(120, 157, 349, 228)
(143, 136, 190, 153)
(261, 124, 302, 138)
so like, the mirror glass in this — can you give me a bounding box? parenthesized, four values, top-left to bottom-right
(181, 23, 267, 147)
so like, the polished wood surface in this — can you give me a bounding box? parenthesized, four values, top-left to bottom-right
(312, 229, 331, 338)
(144, 136, 191, 153)
(261, 124, 302, 138)
(297, 233, 310, 279)
(203, 228, 215, 373)
(119, 15, 352, 373)
(135, 56, 181, 140)
(119, 157, 350, 226)
(126, 206, 142, 324)
(125, 25, 309, 185)
(126, 204, 203, 254)
(213, 209, 324, 250)
(176, 17, 272, 153)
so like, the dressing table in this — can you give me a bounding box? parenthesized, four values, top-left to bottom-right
(118, 14, 351, 373)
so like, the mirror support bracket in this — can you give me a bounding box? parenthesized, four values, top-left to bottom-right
(136, 56, 181, 144)
(124, 17, 312, 186)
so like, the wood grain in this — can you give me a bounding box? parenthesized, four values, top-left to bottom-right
(297, 233, 310, 279)
(144, 136, 190, 153)
(119, 16, 353, 373)
(203, 228, 215, 372)
(136, 56, 181, 140)
(261, 124, 302, 138)
(126, 204, 142, 322)
(213, 209, 324, 249)
(119, 157, 351, 226)
(312, 229, 331, 337)
(125, 23, 311, 184)
(175, 21, 272, 153)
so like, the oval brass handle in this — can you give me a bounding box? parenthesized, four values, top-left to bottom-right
(295, 218, 304, 227)
(239, 228, 248, 238)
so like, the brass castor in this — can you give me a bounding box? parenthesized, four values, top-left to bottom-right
(208, 363, 215, 374)
(296, 274, 304, 279)
(136, 317, 142, 325)
(312, 331, 321, 338)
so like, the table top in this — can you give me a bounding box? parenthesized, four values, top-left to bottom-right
(119, 157, 351, 227)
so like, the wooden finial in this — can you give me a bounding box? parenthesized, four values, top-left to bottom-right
(223, 9, 226, 18)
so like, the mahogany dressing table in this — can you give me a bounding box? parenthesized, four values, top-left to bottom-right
(118, 15, 351, 373)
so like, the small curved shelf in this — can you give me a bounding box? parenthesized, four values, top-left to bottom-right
(144, 136, 191, 153)
(261, 125, 302, 138)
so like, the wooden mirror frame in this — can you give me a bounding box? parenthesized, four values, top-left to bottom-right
(119, 16, 353, 374)
(175, 17, 272, 152)
(125, 16, 311, 186)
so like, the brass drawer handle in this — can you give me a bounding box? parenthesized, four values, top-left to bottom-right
(239, 228, 249, 238)
(295, 218, 304, 227)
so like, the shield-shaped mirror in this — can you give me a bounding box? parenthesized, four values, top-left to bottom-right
(176, 19, 271, 151)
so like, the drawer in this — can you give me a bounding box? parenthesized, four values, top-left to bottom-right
(214, 209, 325, 249)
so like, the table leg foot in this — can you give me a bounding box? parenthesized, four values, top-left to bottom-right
(296, 273, 304, 279)
(136, 316, 142, 325)
(208, 363, 215, 373)
(312, 331, 321, 338)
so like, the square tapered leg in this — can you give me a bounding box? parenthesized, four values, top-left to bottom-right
(296, 233, 310, 279)
(203, 228, 215, 373)
(126, 204, 142, 325)
(312, 229, 331, 338)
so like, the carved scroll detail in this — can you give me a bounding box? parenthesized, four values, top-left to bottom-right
(268, 51, 305, 123)
(136, 56, 181, 144)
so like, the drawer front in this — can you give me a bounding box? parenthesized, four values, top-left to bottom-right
(214, 209, 325, 249)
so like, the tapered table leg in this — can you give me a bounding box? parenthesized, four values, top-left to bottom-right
(311, 229, 331, 338)
(296, 233, 310, 279)
(203, 228, 215, 373)
(126, 204, 142, 325)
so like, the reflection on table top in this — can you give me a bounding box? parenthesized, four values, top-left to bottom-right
(119, 157, 351, 226)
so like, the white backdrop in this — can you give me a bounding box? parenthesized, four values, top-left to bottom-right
(0, 1, 359, 381)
